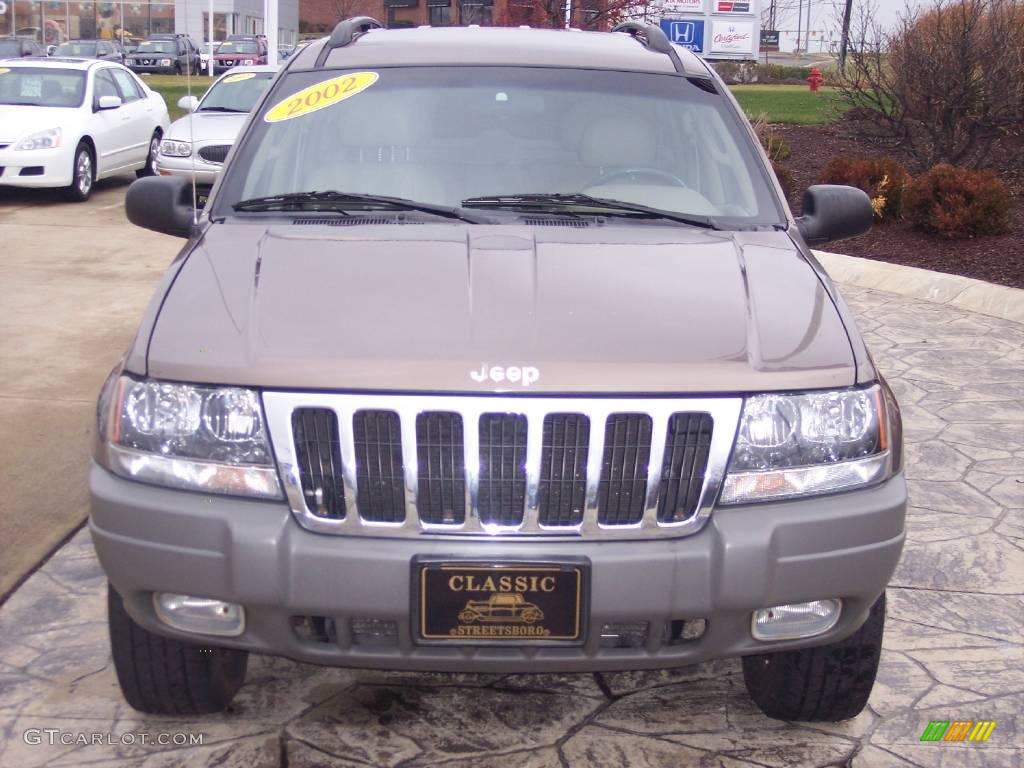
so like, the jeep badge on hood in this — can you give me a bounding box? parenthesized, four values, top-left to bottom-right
(470, 364, 540, 387)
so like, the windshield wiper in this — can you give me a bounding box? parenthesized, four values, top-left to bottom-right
(461, 193, 720, 229)
(233, 190, 488, 223)
(198, 106, 247, 113)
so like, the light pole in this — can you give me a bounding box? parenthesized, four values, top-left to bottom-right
(263, 0, 277, 65)
(839, 0, 853, 71)
(796, 0, 803, 53)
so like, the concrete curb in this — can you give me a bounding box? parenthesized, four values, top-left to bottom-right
(814, 250, 1024, 325)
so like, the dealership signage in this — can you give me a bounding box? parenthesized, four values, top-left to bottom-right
(760, 29, 780, 46)
(662, 0, 704, 11)
(659, 18, 705, 52)
(710, 20, 754, 54)
(716, 1, 751, 11)
(659, 0, 759, 60)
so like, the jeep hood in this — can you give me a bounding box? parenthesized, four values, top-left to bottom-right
(144, 223, 858, 393)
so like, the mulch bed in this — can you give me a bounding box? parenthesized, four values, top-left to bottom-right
(772, 122, 1024, 290)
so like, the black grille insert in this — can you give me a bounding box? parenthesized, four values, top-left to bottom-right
(538, 414, 590, 527)
(353, 410, 405, 523)
(657, 413, 713, 523)
(292, 408, 346, 520)
(478, 413, 528, 526)
(597, 414, 652, 526)
(198, 144, 231, 164)
(416, 412, 466, 525)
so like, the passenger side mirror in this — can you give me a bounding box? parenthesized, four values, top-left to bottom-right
(97, 94, 122, 110)
(795, 185, 873, 246)
(125, 176, 196, 238)
(177, 95, 199, 112)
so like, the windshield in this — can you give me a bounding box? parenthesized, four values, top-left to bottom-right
(56, 42, 97, 56)
(199, 72, 273, 112)
(217, 41, 259, 54)
(0, 40, 23, 56)
(218, 67, 781, 227)
(0, 67, 86, 108)
(136, 41, 175, 53)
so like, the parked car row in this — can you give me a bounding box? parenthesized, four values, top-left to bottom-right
(2, 33, 286, 76)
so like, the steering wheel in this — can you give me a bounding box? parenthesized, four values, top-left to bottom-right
(590, 167, 689, 188)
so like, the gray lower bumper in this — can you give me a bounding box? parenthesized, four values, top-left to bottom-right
(89, 464, 906, 673)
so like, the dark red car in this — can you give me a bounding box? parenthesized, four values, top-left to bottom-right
(212, 37, 267, 74)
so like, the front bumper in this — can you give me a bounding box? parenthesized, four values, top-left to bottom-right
(129, 62, 178, 75)
(90, 465, 906, 673)
(154, 154, 221, 186)
(0, 144, 74, 188)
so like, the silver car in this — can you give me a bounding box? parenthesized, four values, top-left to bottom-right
(155, 65, 276, 201)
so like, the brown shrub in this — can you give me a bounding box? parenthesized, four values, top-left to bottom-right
(818, 156, 911, 222)
(837, 0, 1024, 169)
(760, 133, 792, 162)
(771, 161, 797, 204)
(904, 164, 1013, 239)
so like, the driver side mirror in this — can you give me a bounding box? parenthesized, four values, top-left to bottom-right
(796, 185, 873, 246)
(177, 95, 199, 112)
(126, 176, 196, 238)
(96, 94, 122, 111)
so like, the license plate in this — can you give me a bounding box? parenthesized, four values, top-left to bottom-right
(417, 561, 587, 644)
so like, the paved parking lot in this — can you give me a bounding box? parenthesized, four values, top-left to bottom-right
(0, 186, 1021, 767)
(0, 181, 179, 597)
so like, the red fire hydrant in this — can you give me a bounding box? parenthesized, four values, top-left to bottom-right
(807, 67, 824, 93)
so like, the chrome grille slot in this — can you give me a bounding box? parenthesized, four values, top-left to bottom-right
(598, 414, 653, 526)
(292, 408, 345, 519)
(658, 413, 713, 524)
(538, 414, 589, 527)
(353, 410, 405, 523)
(478, 413, 528, 527)
(267, 394, 742, 540)
(416, 412, 466, 525)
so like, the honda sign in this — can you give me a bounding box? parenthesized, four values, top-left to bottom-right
(658, 19, 705, 52)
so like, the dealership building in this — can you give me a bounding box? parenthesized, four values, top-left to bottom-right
(0, 0, 298, 47)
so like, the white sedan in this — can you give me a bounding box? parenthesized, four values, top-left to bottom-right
(0, 58, 169, 201)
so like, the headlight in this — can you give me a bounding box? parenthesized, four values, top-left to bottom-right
(16, 127, 61, 150)
(96, 374, 281, 499)
(160, 139, 191, 157)
(719, 384, 898, 504)
(160, 58, 172, 66)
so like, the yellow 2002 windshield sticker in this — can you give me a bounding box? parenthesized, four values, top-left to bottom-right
(264, 72, 378, 123)
(222, 72, 255, 84)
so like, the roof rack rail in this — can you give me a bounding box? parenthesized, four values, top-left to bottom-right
(610, 21, 685, 74)
(314, 16, 383, 67)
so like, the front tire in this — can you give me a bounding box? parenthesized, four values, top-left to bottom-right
(64, 142, 94, 202)
(742, 593, 886, 722)
(136, 130, 161, 178)
(108, 584, 249, 715)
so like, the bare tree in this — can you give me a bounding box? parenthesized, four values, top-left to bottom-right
(837, 0, 1024, 169)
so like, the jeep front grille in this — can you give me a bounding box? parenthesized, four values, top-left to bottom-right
(264, 394, 742, 540)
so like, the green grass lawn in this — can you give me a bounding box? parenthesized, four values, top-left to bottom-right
(141, 73, 217, 121)
(144, 75, 846, 126)
(729, 85, 848, 125)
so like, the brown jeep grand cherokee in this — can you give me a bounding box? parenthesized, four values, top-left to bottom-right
(92, 19, 905, 722)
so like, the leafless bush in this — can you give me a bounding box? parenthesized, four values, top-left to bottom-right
(837, 0, 1024, 169)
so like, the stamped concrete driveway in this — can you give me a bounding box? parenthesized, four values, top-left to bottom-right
(0, 220, 1021, 765)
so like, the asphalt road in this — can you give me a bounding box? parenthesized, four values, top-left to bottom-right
(0, 179, 181, 599)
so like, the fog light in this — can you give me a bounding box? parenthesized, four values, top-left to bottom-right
(752, 599, 841, 641)
(599, 622, 648, 649)
(154, 593, 245, 637)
